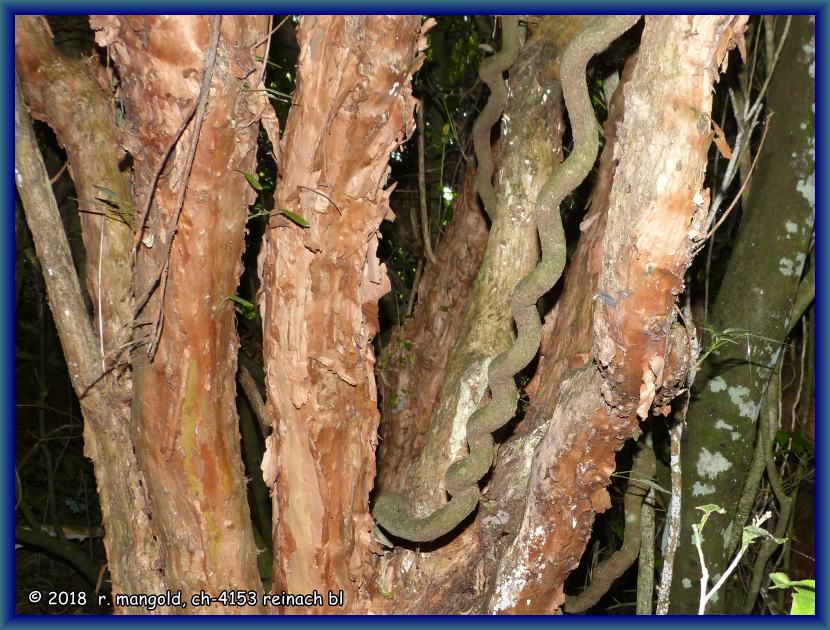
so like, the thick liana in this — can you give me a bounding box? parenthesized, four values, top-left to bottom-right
(373, 16, 642, 543)
(472, 16, 520, 223)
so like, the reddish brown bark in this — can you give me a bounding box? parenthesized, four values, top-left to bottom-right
(595, 16, 748, 415)
(256, 16, 427, 612)
(91, 15, 269, 610)
(15, 16, 166, 604)
(487, 45, 634, 612)
(376, 166, 488, 496)
(373, 20, 573, 614)
(487, 15, 748, 613)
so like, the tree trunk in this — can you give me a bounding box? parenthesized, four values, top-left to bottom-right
(256, 15, 427, 612)
(486, 38, 636, 611)
(15, 16, 167, 604)
(487, 15, 748, 613)
(90, 15, 269, 610)
(18, 13, 797, 616)
(669, 15, 814, 614)
(376, 165, 488, 496)
(372, 20, 575, 613)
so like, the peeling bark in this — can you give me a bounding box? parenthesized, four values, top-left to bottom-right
(91, 15, 268, 610)
(484, 43, 635, 612)
(595, 15, 748, 416)
(489, 367, 620, 613)
(374, 22, 569, 614)
(15, 16, 166, 605)
(256, 16, 426, 612)
(487, 15, 748, 613)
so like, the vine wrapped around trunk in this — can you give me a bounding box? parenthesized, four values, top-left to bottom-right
(373, 15, 641, 543)
(472, 16, 520, 222)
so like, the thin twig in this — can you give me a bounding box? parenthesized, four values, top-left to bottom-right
(637, 433, 656, 615)
(130, 17, 225, 257)
(655, 419, 683, 614)
(790, 317, 807, 432)
(253, 15, 290, 51)
(744, 17, 791, 123)
(417, 102, 437, 264)
(405, 257, 424, 318)
(697, 511, 772, 614)
(637, 483, 657, 614)
(96, 206, 105, 372)
(49, 161, 67, 185)
(298, 185, 342, 215)
(655, 301, 700, 614)
(238, 363, 269, 437)
(704, 18, 789, 232)
(742, 365, 794, 612)
(258, 16, 274, 84)
(148, 258, 169, 359)
(705, 111, 773, 240)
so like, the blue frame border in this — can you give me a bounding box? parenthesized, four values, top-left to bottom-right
(4, 4, 827, 626)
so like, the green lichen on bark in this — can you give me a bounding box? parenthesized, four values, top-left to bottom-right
(670, 16, 815, 613)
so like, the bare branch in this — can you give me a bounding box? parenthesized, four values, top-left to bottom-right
(14, 73, 100, 393)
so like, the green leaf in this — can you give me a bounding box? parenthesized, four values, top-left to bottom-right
(235, 169, 263, 191)
(635, 477, 671, 496)
(769, 573, 815, 590)
(770, 573, 816, 615)
(741, 525, 767, 547)
(224, 295, 257, 320)
(791, 587, 815, 615)
(280, 209, 310, 228)
(695, 503, 725, 530)
(92, 184, 118, 199)
(247, 206, 272, 220)
(742, 525, 786, 548)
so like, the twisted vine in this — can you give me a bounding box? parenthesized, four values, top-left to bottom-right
(472, 16, 520, 222)
(373, 16, 641, 543)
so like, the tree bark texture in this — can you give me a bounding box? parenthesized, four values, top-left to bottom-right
(373, 20, 575, 614)
(407, 19, 563, 515)
(15, 16, 167, 606)
(669, 15, 814, 613)
(487, 15, 749, 613)
(90, 15, 269, 610)
(256, 16, 427, 612)
(485, 42, 635, 611)
(376, 165, 488, 497)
